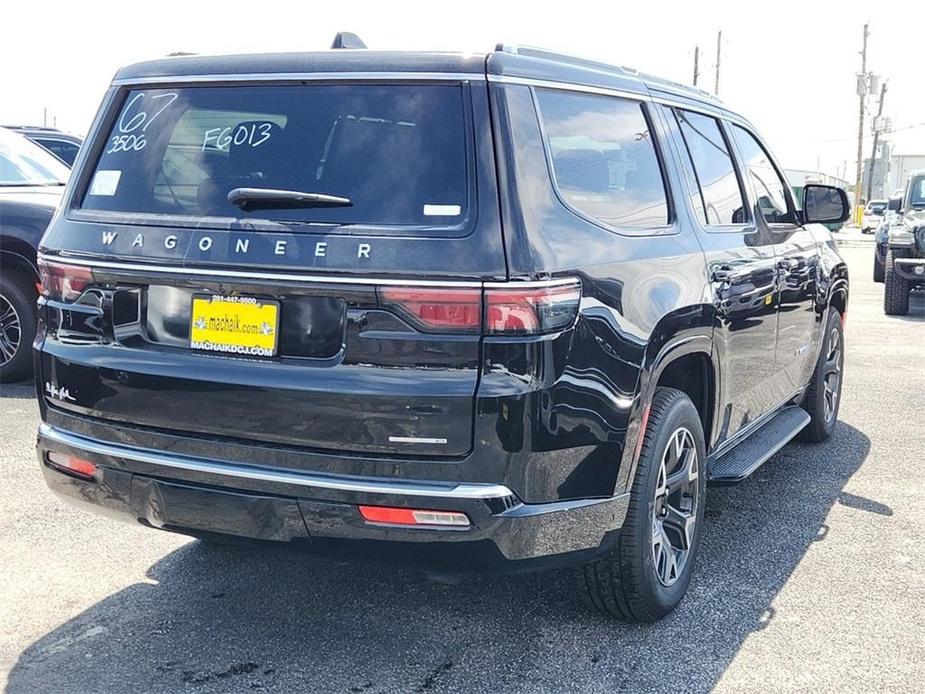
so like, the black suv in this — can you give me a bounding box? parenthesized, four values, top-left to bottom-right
(0, 127, 68, 381)
(883, 171, 925, 314)
(4, 126, 83, 167)
(34, 42, 849, 622)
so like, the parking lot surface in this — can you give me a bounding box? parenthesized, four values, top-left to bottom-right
(1, 245, 923, 693)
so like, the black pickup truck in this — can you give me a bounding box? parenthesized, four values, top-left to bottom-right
(33, 40, 849, 622)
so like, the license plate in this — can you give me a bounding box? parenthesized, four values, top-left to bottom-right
(190, 295, 279, 357)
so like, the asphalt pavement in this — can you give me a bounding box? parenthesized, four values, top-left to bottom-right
(1, 245, 923, 693)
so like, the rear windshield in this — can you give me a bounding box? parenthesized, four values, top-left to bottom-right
(80, 84, 470, 228)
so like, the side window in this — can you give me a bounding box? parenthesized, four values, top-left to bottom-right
(535, 89, 669, 230)
(730, 125, 793, 224)
(669, 115, 708, 226)
(674, 109, 746, 226)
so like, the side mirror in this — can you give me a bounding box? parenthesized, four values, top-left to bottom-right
(803, 184, 850, 225)
(888, 196, 902, 213)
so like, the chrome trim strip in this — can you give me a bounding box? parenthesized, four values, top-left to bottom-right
(388, 436, 448, 444)
(38, 424, 515, 500)
(484, 277, 579, 288)
(650, 95, 748, 126)
(40, 254, 481, 288)
(487, 77, 750, 172)
(487, 74, 645, 101)
(111, 71, 485, 86)
(39, 254, 579, 289)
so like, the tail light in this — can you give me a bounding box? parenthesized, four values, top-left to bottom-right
(485, 281, 581, 335)
(379, 287, 482, 333)
(380, 279, 581, 336)
(38, 259, 94, 302)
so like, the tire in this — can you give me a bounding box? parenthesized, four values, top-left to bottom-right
(873, 253, 884, 283)
(0, 270, 38, 383)
(799, 310, 844, 443)
(577, 388, 706, 622)
(883, 249, 910, 316)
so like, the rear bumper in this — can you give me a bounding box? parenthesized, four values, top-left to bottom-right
(37, 424, 628, 572)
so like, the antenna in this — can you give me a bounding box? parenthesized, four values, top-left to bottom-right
(331, 32, 367, 50)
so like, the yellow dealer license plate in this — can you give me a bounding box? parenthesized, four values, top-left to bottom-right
(190, 295, 279, 357)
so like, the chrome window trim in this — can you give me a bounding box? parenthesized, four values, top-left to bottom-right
(487, 75, 744, 126)
(38, 253, 578, 289)
(487, 74, 645, 102)
(39, 424, 515, 500)
(652, 95, 751, 129)
(111, 72, 485, 86)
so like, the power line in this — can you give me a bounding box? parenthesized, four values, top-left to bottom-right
(804, 121, 925, 144)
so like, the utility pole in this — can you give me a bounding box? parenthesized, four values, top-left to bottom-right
(693, 45, 700, 86)
(866, 81, 888, 202)
(714, 30, 722, 94)
(854, 22, 870, 214)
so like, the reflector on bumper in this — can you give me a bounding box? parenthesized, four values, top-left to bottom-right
(358, 505, 470, 527)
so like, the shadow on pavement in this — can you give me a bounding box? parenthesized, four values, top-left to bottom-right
(0, 382, 34, 399)
(891, 290, 925, 322)
(7, 423, 873, 693)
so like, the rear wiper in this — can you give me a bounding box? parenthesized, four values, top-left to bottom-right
(227, 187, 352, 212)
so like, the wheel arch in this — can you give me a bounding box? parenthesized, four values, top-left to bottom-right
(828, 278, 848, 321)
(0, 238, 40, 281)
(613, 305, 717, 494)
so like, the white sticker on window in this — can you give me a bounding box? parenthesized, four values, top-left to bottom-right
(88, 170, 122, 196)
(423, 204, 461, 217)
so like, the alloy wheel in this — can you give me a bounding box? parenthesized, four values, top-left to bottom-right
(0, 295, 22, 366)
(651, 427, 699, 587)
(822, 326, 842, 423)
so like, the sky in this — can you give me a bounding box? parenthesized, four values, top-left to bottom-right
(2, 0, 923, 182)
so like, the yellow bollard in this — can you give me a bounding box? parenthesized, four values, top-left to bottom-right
(854, 204, 864, 226)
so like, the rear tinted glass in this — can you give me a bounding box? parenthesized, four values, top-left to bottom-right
(36, 138, 80, 166)
(81, 84, 470, 227)
(536, 89, 669, 229)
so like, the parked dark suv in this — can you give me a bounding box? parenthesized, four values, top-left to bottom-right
(4, 126, 83, 167)
(0, 126, 68, 381)
(883, 171, 925, 314)
(34, 42, 849, 622)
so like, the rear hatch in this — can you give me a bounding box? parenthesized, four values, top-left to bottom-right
(39, 73, 506, 459)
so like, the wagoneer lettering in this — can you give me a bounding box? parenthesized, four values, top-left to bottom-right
(34, 39, 849, 623)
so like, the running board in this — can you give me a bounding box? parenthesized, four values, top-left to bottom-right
(707, 406, 810, 486)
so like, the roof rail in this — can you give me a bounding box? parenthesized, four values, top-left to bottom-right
(495, 44, 639, 77)
(494, 43, 721, 104)
(2, 125, 65, 133)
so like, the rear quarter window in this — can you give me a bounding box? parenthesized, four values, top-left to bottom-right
(535, 88, 670, 231)
(80, 84, 471, 229)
